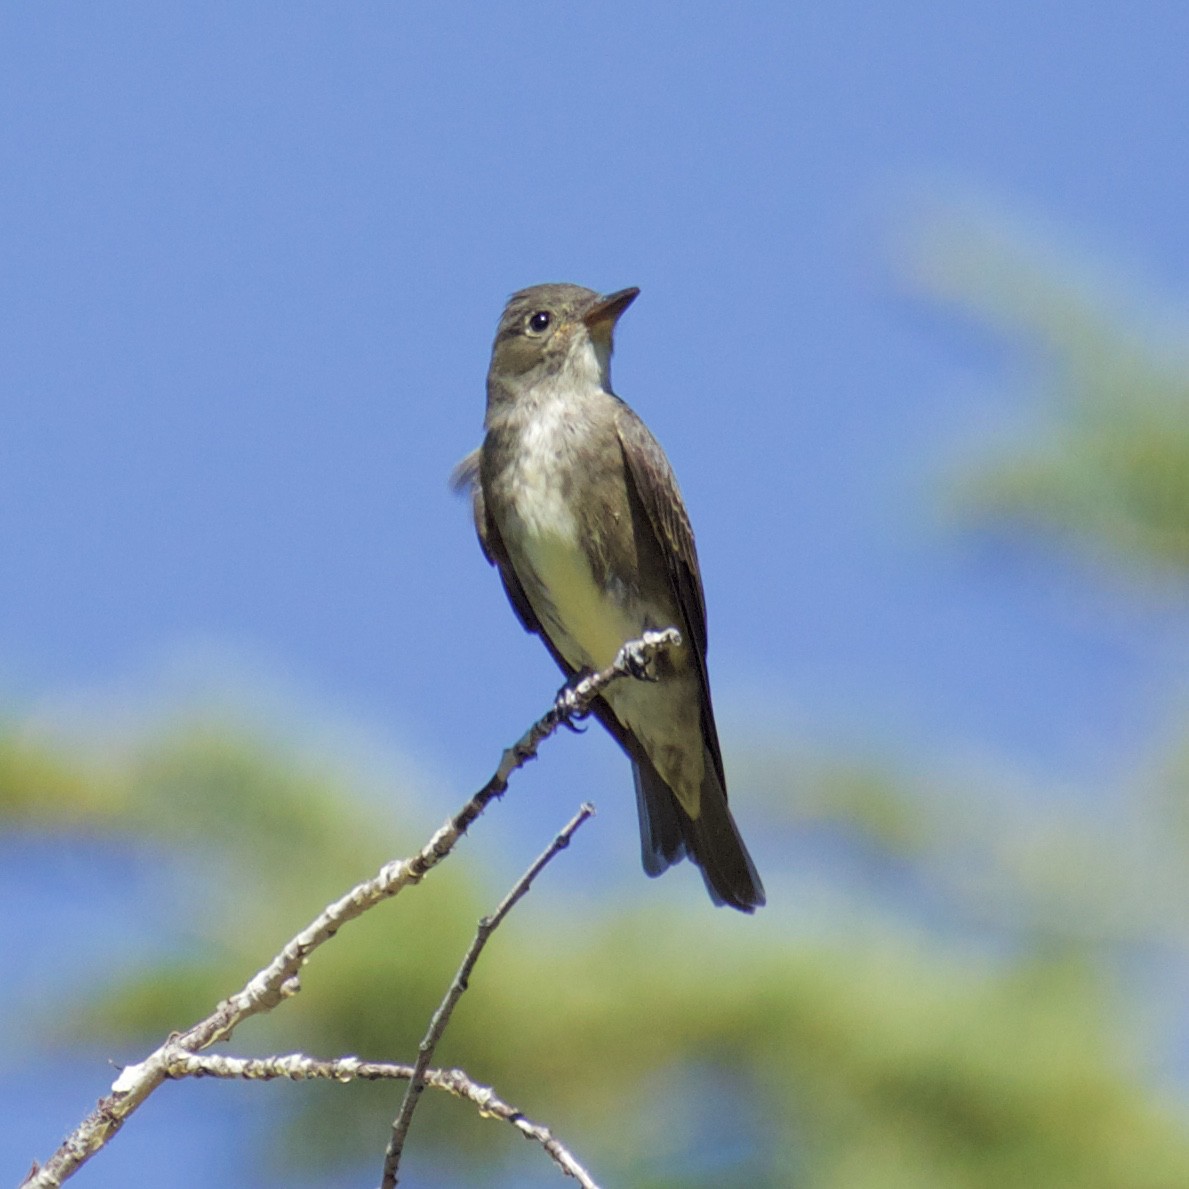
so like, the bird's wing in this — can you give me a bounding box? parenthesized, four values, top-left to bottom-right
(614, 408, 708, 654)
(447, 447, 482, 500)
(614, 406, 726, 787)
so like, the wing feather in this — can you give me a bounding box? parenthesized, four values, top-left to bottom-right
(614, 409, 725, 788)
(613, 410, 708, 653)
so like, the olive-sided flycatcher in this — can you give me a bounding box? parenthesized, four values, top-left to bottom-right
(454, 284, 765, 912)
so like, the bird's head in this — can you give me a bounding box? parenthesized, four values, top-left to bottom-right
(487, 283, 639, 394)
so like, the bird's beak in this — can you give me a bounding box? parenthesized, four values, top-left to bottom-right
(583, 287, 640, 333)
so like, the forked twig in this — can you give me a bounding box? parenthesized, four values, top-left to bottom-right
(381, 804, 595, 1186)
(21, 631, 678, 1188)
(165, 1051, 600, 1187)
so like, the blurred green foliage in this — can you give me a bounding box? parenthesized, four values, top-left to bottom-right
(7, 214, 1189, 1185)
(5, 697, 1189, 1185)
(913, 212, 1189, 579)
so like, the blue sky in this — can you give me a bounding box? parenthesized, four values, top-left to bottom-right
(4, 5, 1187, 781)
(4, 4, 1189, 1183)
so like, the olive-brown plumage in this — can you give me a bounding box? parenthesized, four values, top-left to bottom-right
(454, 284, 764, 911)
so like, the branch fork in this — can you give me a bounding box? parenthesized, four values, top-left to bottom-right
(22, 631, 681, 1189)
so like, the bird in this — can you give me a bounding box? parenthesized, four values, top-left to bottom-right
(453, 283, 764, 912)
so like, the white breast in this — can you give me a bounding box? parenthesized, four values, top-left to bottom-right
(499, 390, 638, 671)
(508, 397, 582, 541)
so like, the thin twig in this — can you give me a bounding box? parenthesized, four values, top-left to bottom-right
(21, 630, 678, 1189)
(163, 1052, 601, 1188)
(381, 804, 595, 1187)
(451, 628, 681, 839)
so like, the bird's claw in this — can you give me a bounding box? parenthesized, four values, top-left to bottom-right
(556, 676, 593, 731)
(621, 639, 659, 681)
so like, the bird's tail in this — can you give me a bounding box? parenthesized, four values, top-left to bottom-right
(633, 755, 766, 913)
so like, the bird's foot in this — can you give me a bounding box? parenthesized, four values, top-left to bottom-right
(555, 672, 594, 732)
(620, 631, 673, 681)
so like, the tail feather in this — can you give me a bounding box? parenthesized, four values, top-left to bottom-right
(632, 762, 685, 876)
(632, 756, 766, 913)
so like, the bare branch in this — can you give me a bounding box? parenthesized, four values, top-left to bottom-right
(21, 630, 678, 1188)
(165, 1050, 601, 1186)
(452, 627, 681, 838)
(381, 803, 595, 1187)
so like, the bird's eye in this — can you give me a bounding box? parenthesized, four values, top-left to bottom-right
(527, 310, 552, 334)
